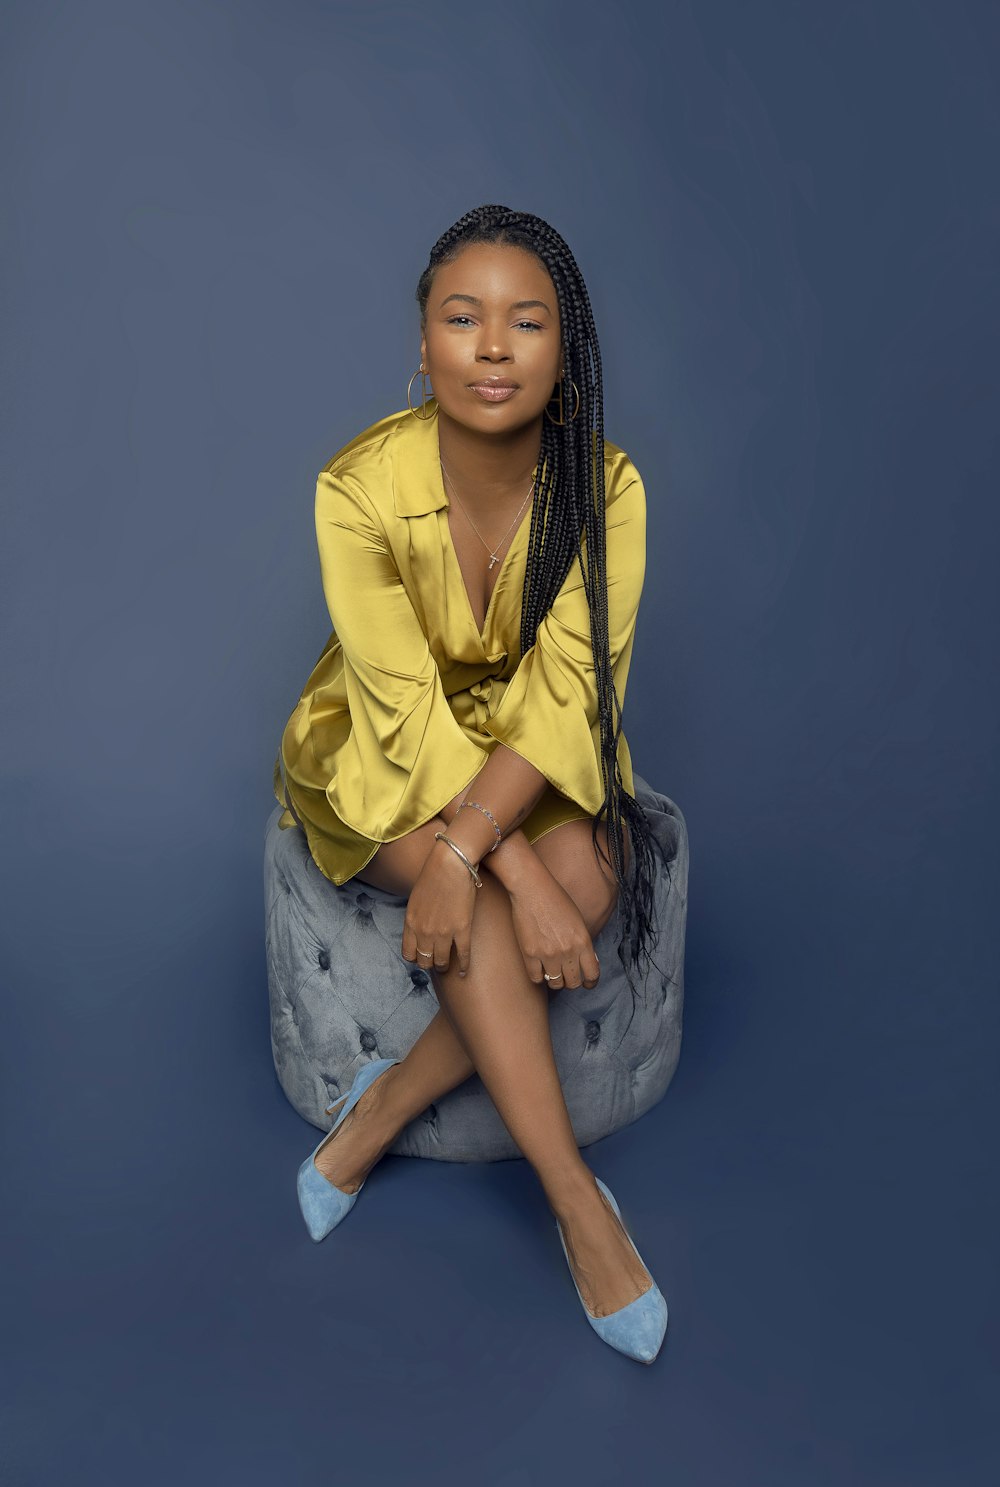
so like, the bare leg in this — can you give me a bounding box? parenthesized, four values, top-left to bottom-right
(315, 817, 652, 1317)
(423, 870, 653, 1317)
(313, 996, 477, 1192)
(313, 816, 604, 1195)
(311, 821, 484, 1195)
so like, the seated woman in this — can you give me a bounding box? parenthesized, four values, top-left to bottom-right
(273, 204, 666, 1364)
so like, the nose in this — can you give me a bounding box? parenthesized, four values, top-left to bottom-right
(476, 322, 513, 361)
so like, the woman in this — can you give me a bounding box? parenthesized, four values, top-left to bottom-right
(273, 205, 667, 1364)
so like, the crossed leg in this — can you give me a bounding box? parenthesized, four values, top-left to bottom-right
(312, 813, 652, 1318)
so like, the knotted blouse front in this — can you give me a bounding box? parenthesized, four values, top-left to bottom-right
(273, 400, 647, 885)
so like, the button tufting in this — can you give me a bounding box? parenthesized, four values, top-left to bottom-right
(359, 1030, 377, 1052)
(409, 969, 430, 989)
(356, 891, 374, 914)
(318, 950, 331, 970)
(585, 1020, 601, 1043)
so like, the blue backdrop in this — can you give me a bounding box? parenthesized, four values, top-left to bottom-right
(2, 1, 996, 1482)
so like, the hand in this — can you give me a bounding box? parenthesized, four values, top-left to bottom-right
(401, 838, 479, 977)
(506, 860, 601, 991)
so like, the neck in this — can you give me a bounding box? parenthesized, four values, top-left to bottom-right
(436, 407, 542, 515)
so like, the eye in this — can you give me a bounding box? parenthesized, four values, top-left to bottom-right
(445, 316, 543, 332)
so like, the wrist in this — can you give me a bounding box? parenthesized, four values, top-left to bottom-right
(432, 831, 483, 887)
(436, 816, 489, 870)
(481, 829, 547, 893)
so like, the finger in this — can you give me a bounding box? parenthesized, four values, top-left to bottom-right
(561, 956, 583, 991)
(433, 937, 451, 974)
(456, 932, 471, 978)
(525, 955, 546, 986)
(580, 945, 601, 988)
(542, 965, 566, 990)
(401, 920, 417, 963)
(409, 930, 436, 970)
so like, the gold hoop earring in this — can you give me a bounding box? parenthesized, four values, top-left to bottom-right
(544, 377, 580, 424)
(407, 367, 436, 420)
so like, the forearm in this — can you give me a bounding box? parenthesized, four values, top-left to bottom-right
(438, 744, 552, 891)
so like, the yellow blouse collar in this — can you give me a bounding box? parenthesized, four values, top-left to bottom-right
(390, 399, 450, 518)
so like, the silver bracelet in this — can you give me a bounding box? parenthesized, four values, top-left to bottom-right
(455, 799, 503, 853)
(433, 831, 483, 888)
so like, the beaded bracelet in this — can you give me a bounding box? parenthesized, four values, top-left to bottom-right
(433, 831, 483, 888)
(455, 799, 503, 853)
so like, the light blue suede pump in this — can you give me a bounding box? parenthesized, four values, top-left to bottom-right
(555, 1176, 669, 1364)
(296, 1057, 402, 1242)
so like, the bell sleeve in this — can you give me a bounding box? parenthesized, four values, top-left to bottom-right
(314, 468, 487, 839)
(481, 467, 646, 816)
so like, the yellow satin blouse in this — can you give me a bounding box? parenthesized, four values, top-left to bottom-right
(273, 399, 646, 886)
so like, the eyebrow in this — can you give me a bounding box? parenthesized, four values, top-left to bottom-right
(439, 293, 553, 315)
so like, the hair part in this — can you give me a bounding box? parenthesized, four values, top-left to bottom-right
(415, 204, 669, 1004)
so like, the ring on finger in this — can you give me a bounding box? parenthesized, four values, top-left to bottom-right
(416, 947, 433, 959)
(543, 970, 564, 982)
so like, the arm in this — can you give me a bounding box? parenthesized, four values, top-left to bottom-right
(314, 468, 487, 838)
(407, 739, 600, 986)
(437, 744, 552, 893)
(479, 468, 646, 815)
(429, 464, 647, 882)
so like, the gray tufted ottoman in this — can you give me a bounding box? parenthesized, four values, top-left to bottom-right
(263, 772, 688, 1161)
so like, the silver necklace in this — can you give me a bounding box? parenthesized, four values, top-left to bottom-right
(439, 458, 536, 570)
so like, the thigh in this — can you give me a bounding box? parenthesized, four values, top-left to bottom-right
(352, 817, 446, 896)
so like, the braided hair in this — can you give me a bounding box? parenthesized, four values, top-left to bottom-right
(415, 204, 666, 999)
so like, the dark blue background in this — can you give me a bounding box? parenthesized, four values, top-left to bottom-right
(2, 1, 997, 1481)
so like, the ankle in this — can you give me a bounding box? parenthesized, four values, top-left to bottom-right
(360, 1063, 410, 1146)
(543, 1166, 602, 1223)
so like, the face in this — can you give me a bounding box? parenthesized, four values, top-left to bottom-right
(420, 242, 564, 433)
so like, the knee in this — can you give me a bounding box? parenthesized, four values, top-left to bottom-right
(581, 878, 619, 940)
(533, 825, 620, 940)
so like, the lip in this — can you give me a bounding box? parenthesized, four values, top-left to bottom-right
(469, 380, 518, 401)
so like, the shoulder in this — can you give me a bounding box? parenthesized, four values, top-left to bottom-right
(315, 407, 415, 527)
(313, 410, 410, 502)
(320, 405, 410, 479)
(316, 414, 645, 519)
(602, 437, 646, 515)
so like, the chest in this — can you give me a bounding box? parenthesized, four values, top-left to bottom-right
(445, 507, 509, 633)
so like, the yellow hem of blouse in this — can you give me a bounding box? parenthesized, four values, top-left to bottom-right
(326, 751, 487, 847)
(291, 752, 489, 887)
